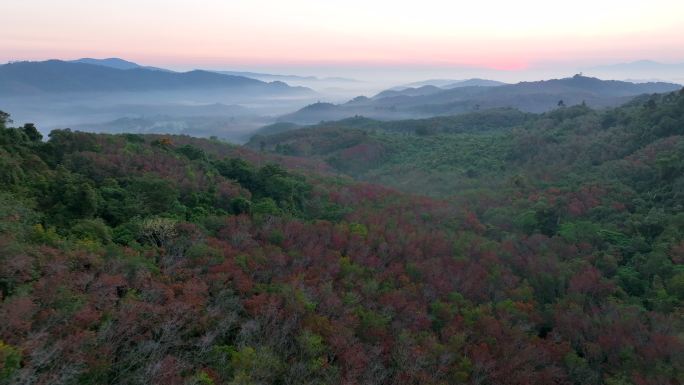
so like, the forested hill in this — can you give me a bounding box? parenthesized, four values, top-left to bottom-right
(250, 91, 684, 196)
(0, 88, 683, 385)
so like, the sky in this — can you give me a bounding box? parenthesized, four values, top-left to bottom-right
(2, 0, 684, 81)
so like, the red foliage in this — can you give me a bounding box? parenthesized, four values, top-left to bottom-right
(0, 296, 36, 343)
(568, 266, 614, 298)
(151, 355, 184, 385)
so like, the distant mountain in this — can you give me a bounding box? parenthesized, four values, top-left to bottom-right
(498, 75, 679, 97)
(587, 60, 684, 73)
(373, 85, 444, 99)
(443, 78, 508, 88)
(217, 71, 316, 82)
(584, 60, 684, 83)
(278, 102, 345, 123)
(0, 60, 313, 95)
(70, 57, 169, 71)
(216, 70, 358, 83)
(280, 75, 682, 124)
(72, 59, 359, 83)
(397, 79, 460, 89)
(375, 79, 508, 99)
(398, 78, 506, 89)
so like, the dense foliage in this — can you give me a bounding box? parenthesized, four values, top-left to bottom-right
(0, 90, 683, 385)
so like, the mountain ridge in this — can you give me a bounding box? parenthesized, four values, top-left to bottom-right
(279, 74, 681, 123)
(70, 57, 171, 72)
(0, 60, 313, 95)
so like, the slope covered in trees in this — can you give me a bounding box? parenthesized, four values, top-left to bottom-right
(0, 90, 683, 385)
(250, 92, 684, 196)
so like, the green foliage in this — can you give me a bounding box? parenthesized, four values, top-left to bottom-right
(227, 346, 283, 385)
(267, 230, 284, 245)
(252, 198, 282, 216)
(216, 158, 310, 214)
(564, 351, 600, 385)
(668, 271, 684, 300)
(297, 330, 326, 358)
(28, 223, 60, 245)
(348, 222, 368, 237)
(42, 129, 100, 166)
(429, 300, 457, 332)
(558, 221, 602, 244)
(125, 176, 179, 215)
(0, 111, 10, 129)
(112, 220, 141, 245)
(0, 193, 37, 237)
(604, 373, 634, 385)
(40, 169, 100, 225)
(192, 371, 215, 385)
(355, 307, 389, 342)
(21, 123, 42, 142)
(176, 144, 207, 161)
(0, 341, 21, 381)
(71, 218, 113, 244)
(230, 197, 252, 215)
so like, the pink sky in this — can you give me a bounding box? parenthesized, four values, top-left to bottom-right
(2, 0, 684, 74)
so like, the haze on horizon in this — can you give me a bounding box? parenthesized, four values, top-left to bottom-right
(2, 0, 684, 143)
(2, 0, 684, 83)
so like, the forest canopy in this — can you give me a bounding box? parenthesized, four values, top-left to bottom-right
(0, 89, 683, 385)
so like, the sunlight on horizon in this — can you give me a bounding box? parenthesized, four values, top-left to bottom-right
(2, 0, 684, 73)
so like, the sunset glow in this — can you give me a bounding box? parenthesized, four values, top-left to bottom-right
(2, 0, 684, 72)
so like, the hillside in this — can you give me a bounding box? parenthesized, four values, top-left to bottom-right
(256, 108, 533, 138)
(0, 60, 312, 95)
(0, 89, 682, 384)
(254, 90, 684, 196)
(374, 85, 445, 99)
(279, 75, 681, 123)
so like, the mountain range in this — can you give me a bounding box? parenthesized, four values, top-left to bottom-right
(0, 60, 312, 95)
(586, 60, 684, 73)
(216, 70, 358, 84)
(68, 57, 359, 85)
(70, 57, 170, 72)
(396, 78, 507, 89)
(279, 74, 682, 123)
(583, 60, 684, 84)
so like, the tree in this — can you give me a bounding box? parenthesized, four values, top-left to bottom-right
(140, 217, 177, 248)
(71, 218, 113, 244)
(127, 176, 179, 215)
(215, 158, 256, 190)
(230, 197, 252, 215)
(0, 111, 11, 129)
(0, 341, 21, 380)
(22, 123, 42, 142)
(176, 144, 206, 161)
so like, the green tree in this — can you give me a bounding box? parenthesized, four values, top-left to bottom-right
(0, 111, 11, 129)
(22, 123, 42, 142)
